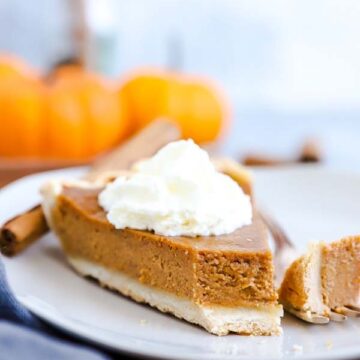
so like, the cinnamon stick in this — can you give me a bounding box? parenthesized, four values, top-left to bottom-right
(242, 139, 322, 167)
(298, 139, 322, 163)
(86, 119, 180, 180)
(242, 155, 290, 167)
(0, 120, 180, 256)
(0, 205, 48, 256)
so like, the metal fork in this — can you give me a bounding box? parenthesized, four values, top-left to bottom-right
(259, 210, 360, 324)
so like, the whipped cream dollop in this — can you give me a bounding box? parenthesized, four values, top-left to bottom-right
(98, 140, 252, 237)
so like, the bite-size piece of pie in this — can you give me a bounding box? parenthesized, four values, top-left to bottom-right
(279, 237, 360, 323)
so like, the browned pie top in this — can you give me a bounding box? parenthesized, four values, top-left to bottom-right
(61, 185, 269, 253)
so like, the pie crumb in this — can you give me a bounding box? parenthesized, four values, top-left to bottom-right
(292, 344, 303, 352)
(139, 319, 148, 325)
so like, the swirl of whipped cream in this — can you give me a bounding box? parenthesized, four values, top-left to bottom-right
(98, 139, 252, 237)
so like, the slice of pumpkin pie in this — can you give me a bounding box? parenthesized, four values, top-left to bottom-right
(41, 140, 282, 335)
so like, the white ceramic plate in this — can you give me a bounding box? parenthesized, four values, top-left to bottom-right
(1, 166, 360, 360)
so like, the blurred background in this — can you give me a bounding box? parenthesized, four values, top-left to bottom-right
(1, 0, 360, 184)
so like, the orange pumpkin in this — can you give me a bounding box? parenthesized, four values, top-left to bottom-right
(0, 54, 38, 78)
(45, 68, 129, 159)
(119, 69, 230, 143)
(0, 54, 130, 160)
(0, 56, 44, 158)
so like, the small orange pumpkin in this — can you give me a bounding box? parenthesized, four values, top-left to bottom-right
(45, 67, 129, 159)
(118, 69, 230, 143)
(0, 56, 44, 158)
(0, 55, 130, 160)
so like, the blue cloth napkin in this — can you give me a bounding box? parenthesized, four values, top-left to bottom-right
(0, 256, 112, 360)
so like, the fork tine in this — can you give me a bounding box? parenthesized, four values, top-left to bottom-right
(258, 211, 294, 249)
(259, 210, 298, 286)
(334, 306, 360, 317)
(287, 307, 330, 324)
(329, 311, 347, 322)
